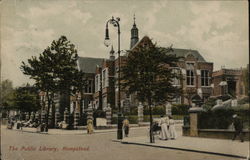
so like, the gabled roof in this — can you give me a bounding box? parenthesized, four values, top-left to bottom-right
(77, 57, 104, 73)
(130, 36, 153, 50)
(164, 48, 206, 62)
(131, 36, 206, 62)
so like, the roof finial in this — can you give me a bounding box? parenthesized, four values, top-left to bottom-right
(133, 14, 136, 25)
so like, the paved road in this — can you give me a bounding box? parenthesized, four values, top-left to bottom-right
(1, 126, 238, 160)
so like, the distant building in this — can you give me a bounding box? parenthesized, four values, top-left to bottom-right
(76, 57, 104, 111)
(126, 35, 214, 106)
(78, 16, 214, 111)
(212, 68, 246, 98)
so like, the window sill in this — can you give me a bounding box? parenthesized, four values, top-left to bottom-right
(186, 85, 195, 87)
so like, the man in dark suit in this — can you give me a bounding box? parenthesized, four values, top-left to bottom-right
(232, 114, 244, 142)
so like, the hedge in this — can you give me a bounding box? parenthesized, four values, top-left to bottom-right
(171, 104, 190, 115)
(198, 108, 250, 129)
(111, 115, 184, 124)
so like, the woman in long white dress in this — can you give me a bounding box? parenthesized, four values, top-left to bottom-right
(159, 115, 169, 140)
(169, 116, 177, 139)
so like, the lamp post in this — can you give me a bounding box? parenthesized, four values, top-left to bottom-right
(104, 16, 123, 139)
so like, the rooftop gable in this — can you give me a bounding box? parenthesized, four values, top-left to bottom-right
(77, 57, 105, 73)
(162, 48, 206, 62)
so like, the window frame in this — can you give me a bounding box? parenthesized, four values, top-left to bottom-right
(186, 62, 195, 87)
(201, 70, 210, 87)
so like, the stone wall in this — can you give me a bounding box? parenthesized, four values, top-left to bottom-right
(183, 127, 250, 141)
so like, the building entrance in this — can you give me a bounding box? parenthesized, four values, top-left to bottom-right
(227, 80, 236, 97)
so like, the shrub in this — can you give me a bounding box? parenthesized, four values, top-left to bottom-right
(143, 115, 161, 122)
(216, 94, 232, 101)
(171, 104, 190, 115)
(128, 115, 138, 124)
(238, 97, 249, 105)
(198, 108, 249, 129)
(93, 110, 106, 118)
(129, 107, 138, 115)
(111, 117, 117, 124)
(202, 97, 217, 111)
(143, 105, 166, 115)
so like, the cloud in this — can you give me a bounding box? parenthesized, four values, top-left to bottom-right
(143, 1, 168, 31)
(171, 1, 247, 70)
(1, 0, 248, 87)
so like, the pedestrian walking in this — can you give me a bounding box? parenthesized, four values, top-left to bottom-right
(232, 114, 244, 142)
(123, 117, 130, 137)
(159, 115, 169, 140)
(169, 116, 177, 139)
(87, 118, 94, 134)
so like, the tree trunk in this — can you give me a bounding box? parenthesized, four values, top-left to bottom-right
(45, 91, 54, 131)
(51, 99, 55, 128)
(46, 106, 49, 129)
(148, 97, 154, 143)
(59, 90, 70, 121)
(79, 91, 83, 125)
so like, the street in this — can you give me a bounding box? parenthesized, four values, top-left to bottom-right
(1, 126, 238, 160)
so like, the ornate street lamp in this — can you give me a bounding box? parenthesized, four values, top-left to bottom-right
(104, 16, 123, 139)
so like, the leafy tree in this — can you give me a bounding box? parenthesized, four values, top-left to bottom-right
(13, 84, 40, 113)
(0, 79, 15, 117)
(121, 43, 182, 142)
(71, 69, 86, 123)
(20, 35, 82, 128)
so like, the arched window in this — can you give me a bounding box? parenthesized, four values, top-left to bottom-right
(186, 63, 195, 86)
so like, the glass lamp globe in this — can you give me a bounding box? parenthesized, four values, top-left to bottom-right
(104, 38, 111, 47)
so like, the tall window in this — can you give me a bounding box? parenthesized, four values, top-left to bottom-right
(95, 74, 100, 92)
(186, 63, 195, 86)
(172, 96, 181, 104)
(201, 70, 209, 86)
(102, 68, 109, 88)
(102, 96, 107, 110)
(172, 68, 181, 86)
(102, 69, 106, 88)
(85, 80, 93, 93)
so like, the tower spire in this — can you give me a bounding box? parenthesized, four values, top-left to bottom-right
(133, 14, 136, 25)
(130, 14, 139, 49)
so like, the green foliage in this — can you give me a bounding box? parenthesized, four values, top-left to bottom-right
(121, 43, 182, 104)
(233, 104, 249, 110)
(171, 104, 190, 115)
(93, 110, 106, 118)
(0, 79, 15, 109)
(143, 115, 161, 122)
(127, 115, 138, 124)
(111, 114, 184, 124)
(20, 35, 85, 95)
(129, 107, 138, 115)
(143, 105, 166, 115)
(199, 109, 235, 129)
(20, 35, 85, 127)
(238, 97, 249, 105)
(216, 95, 232, 101)
(202, 97, 217, 111)
(199, 108, 249, 129)
(234, 109, 250, 129)
(12, 85, 41, 112)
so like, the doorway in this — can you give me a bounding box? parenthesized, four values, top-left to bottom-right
(227, 80, 236, 97)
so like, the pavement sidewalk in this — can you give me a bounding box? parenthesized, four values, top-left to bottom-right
(9, 126, 149, 135)
(116, 135, 249, 159)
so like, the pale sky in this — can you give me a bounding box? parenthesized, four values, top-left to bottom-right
(0, 0, 249, 87)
